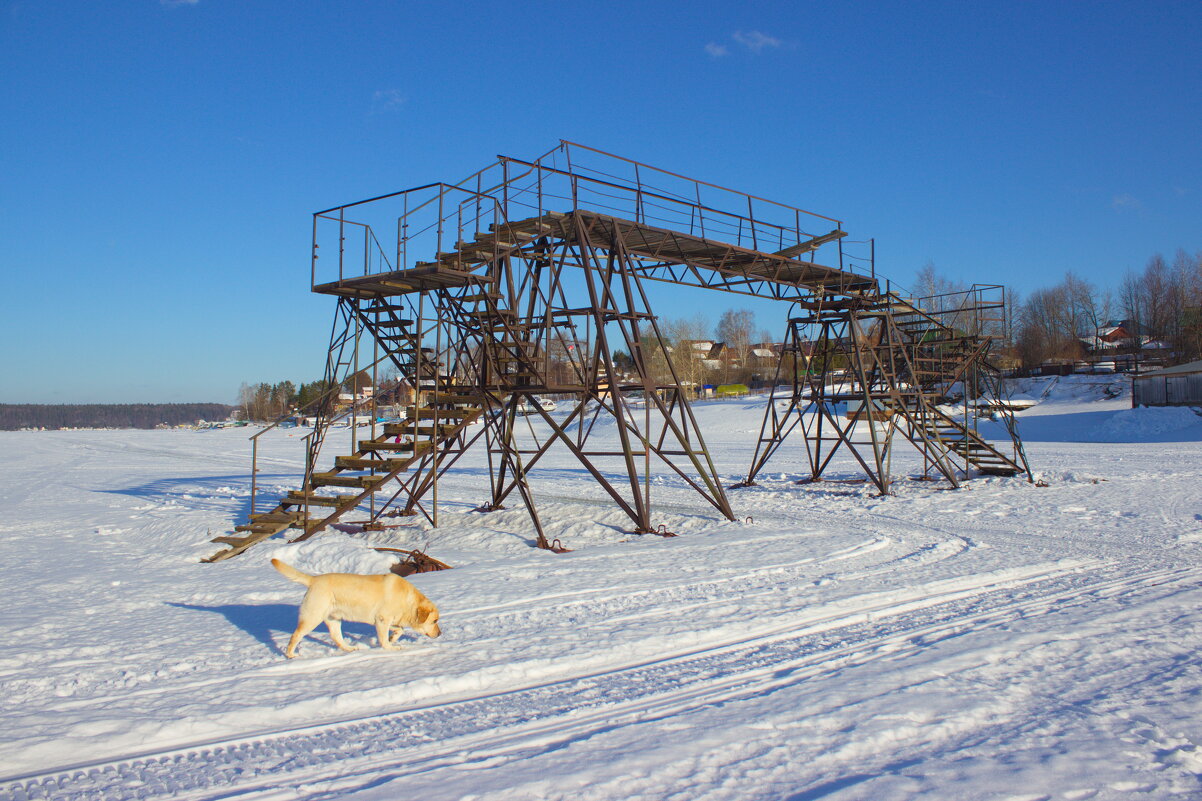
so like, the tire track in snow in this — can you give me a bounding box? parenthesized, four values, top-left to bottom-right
(449, 533, 894, 618)
(0, 534, 915, 717)
(5, 562, 1196, 800)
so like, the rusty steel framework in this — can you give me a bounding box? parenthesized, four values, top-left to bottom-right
(206, 141, 1030, 563)
(738, 286, 1031, 494)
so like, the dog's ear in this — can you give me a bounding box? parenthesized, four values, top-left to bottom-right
(417, 601, 436, 623)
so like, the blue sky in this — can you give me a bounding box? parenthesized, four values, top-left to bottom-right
(2, 0, 1199, 403)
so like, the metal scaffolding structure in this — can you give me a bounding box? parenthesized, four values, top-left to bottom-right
(206, 141, 1030, 563)
(737, 286, 1030, 494)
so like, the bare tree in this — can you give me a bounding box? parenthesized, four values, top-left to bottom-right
(913, 262, 942, 300)
(1004, 287, 1022, 345)
(716, 309, 756, 383)
(1171, 249, 1202, 359)
(1016, 282, 1085, 368)
(1143, 254, 1176, 343)
(913, 262, 965, 303)
(1118, 268, 1145, 335)
(1064, 272, 1103, 341)
(237, 382, 254, 420)
(663, 314, 712, 390)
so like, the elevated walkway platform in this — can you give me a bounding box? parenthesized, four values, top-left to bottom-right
(313, 210, 876, 301)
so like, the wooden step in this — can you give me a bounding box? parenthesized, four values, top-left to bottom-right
(249, 510, 307, 523)
(234, 522, 288, 533)
(490, 219, 557, 236)
(450, 249, 498, 263)
(310, 472, 390, 489)
(442, 243, 513, 259)
(463, 308, 517, 319)
(360, 303, 409, 315)
(403, 407, 479, 420)
(382, 420, 468, 437)
(335, 455, 411, 471)
(212, 533, 259, 546)
(438, 249, 492, 261)
(428, 392, 485, 404)
(381, 423, 447, 438)
(480, 316, 537, 327)
(204, 528, 285, 562)
(357, 439, 434, 453)
(379, 418, 447, 430)
(285, 491, 358, 508)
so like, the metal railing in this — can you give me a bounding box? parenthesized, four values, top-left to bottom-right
(310, 141, 857, 290)
(312, 183, 505, 288)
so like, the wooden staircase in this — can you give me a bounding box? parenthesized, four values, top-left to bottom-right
(890, 393, 1023, 478)
(884, 294, 1024, 479)
(204, 390, 487, 563)
(207, 217, 555, 563)
(742, 289, 1029, 491)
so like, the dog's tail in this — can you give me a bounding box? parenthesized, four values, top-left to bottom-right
(271, 559, 313, 587)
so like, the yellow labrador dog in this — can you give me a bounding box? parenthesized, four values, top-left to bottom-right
(272, 559, 442, 658)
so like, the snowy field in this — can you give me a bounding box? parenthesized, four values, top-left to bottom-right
(3, 375, 1202, 800)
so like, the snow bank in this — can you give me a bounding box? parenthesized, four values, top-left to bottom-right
(1095, 405, 1202, 441)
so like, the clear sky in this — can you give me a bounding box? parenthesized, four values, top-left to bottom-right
(2, 0, 1200, 403)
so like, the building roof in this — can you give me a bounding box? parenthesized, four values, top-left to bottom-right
(1135, 359, 1202, 378)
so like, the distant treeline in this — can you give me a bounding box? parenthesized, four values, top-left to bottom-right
(0, 403, 236, 431)
(236, 380, 333, 422)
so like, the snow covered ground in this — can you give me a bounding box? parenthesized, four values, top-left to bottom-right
(2, 375, 1202, 800)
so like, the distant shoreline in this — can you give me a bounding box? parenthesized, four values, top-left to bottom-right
(0, 403, 236, 431)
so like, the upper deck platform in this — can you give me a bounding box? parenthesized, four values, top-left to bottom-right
(313, 209, 877, 300)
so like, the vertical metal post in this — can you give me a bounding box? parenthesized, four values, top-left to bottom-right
(338, 208, 346, 282)
(502, 159, 509, 212)
(250, 438, 258, 516)
(351, 301, 360, 457)
(311, 214, 318, 289)
(370, 306, 379, 521)
(303, 432, 312, 536)
(634, 163, 643, 222)
(644, 380, 651, 516)
(437, 188, 444, 257)
(747, 196, 757, 250)
(414, 289, 425, 514)
(433, 298, 441, 527)
(401, 193, 409, 267)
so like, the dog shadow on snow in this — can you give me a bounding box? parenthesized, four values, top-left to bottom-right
(167, 601, 381, 656)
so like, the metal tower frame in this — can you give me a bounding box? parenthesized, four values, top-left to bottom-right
(206, 141, 1028, 563)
